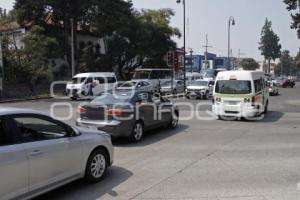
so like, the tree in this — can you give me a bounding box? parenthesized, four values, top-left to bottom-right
(14, 0, 135, 74)
(284, 0, 300, 39)
(276, 50, 292, 76)
(295, 51, 300, 70)
(240, 58, 260, 70)
(20, 25, 58, 91)
(105, 8, 181, 79)
(258, 18, 282, 74)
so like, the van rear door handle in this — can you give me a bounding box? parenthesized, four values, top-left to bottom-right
(29, 150, 43, 156)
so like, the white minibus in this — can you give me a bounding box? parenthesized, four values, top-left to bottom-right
(212, 71, 269, 119)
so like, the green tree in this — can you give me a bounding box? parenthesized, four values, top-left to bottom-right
(295, 50, 300, 70)
(14, 0, 135, 74)
(105, 8, 181, 79)
(20, 25, 58, 91)
(240, 58, 260, 70)
(258, 18, 282, 74)
(284, 0, 300, 39)
(277, 50, 297, 76)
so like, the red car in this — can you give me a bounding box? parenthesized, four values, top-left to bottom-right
(281, 79, 295, 88)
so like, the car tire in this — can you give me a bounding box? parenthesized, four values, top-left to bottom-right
(84, 148, 108, 183)
(129, 121, 144, 142)
(169, 111, 179, 129)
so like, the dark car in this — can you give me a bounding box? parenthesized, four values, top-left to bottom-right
(76, 91, 179, 142)
(282, 79, 295, 88)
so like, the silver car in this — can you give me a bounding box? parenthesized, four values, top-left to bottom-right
(0, 107, 114, 200)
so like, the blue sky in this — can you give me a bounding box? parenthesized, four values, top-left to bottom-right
(1, 0, 299, 61)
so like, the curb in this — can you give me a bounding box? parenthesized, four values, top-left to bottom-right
(0, 97, 53, 103)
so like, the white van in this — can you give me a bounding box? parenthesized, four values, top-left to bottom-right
(212, 71, 269, 119)
(66, 72, 117, 100)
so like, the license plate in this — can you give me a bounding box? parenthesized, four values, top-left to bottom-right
(82, 124, 98, 130)
(227, 101, 239, 105)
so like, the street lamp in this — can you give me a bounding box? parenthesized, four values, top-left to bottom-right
(228, 16, 235, 70)
(176, 0, 186, 90)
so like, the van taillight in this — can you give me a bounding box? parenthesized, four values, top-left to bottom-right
(76, 106, 87, 113)
(251, 96, 256, 106)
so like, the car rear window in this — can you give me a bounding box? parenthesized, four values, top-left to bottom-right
(92, 93, 132, 104)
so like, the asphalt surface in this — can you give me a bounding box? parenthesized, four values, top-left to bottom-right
(1, 83, 300, 200)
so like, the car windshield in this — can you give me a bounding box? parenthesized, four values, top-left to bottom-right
(72, 77, 86, 84)
(119, 82, 137, 88)
(192, 81, 208, 86)
(161, 81, 174, 86)
(215, 80, 252, 94)
(133, 71, 151, 79)
(91, 93, 132, 104)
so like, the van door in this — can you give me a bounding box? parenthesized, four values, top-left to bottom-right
(0, 117, 29, 199)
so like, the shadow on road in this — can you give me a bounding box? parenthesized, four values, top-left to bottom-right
(35, 166, 133, 200)
(259, 111, 284, 123)
(113, 124, 189, 147)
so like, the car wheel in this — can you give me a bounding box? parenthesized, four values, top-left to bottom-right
(71, 95, 78, 101)
(169, 111, 179, 129)
(85, 149, 108, 183)
(129, 121, 144, 142)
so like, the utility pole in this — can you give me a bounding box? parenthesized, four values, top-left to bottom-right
(0, 37, 4, 98)
(202, 34, 212, 70)
(228, 16, 235, 70)
(70, 18, 75, 77)
(176, 0, 186, 91)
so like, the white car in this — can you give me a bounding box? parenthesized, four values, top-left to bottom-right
(186, 80, 214, 99)
(160, 80, 185, 95)
(0, 107, 114, 200)
(116, 80, 154, 92)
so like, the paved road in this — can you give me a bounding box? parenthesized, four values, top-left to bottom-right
(1, 84, 300, 200)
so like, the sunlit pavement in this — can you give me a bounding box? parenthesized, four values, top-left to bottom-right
(1, 84, 300, 200)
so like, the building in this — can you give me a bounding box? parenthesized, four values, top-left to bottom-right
(0, 20, 107, 79)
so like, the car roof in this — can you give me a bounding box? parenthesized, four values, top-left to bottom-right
(0, 107, 49, 116)
(74, 72, 116, 78)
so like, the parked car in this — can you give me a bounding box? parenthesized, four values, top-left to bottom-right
(281, 79, 295, 88)
(76, 91, 179, 142)
(116, 80, 154, 92)
(66, 73, 117, 100)
(267, 81, 279, 96)
(0, 107, 114, 200)
(160, 80, 185, 95)
(186, 80, 214, 99)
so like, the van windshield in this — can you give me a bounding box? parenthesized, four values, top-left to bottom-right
(72, 77, 86, 84)
(215, 80, 252, 94)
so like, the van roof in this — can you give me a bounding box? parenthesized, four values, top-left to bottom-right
(216, 70, 265, 81)
(74, 72, 116, 78)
